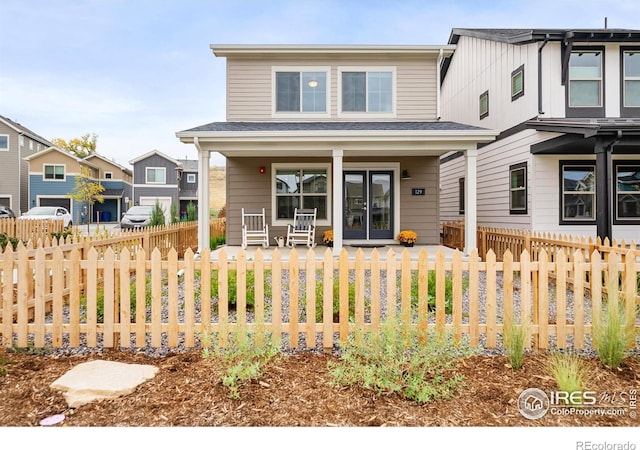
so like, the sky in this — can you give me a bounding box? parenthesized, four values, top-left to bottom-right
(2, 0, 640, 169)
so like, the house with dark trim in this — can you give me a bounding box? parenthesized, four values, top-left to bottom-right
(176, 44, 498, 253)
(83, 153, 133, 223)
(439, 28, 640, 243)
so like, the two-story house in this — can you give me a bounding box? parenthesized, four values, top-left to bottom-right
(129, 149, 198, 223)
(24, 146, 100, 226)
(0, 114, 53, 215)
(439, 28, 640, 243)
(83, 153, 133, 223)
(176, 44, 498, 253)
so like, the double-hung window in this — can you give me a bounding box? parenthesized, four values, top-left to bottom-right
(614, 162, 640, 223)
(511, 65, 524, 101)
(567, 49, 604, 117)
(44, 164, 65, 180)
(0, 135, 8, 151)
(146, 167, 166, 184)
(273, 164, 330, 225)
(274, 68, 329, 116)
(339, 67, 395, 116)
(509, 163, 527, 214)
(479, 91, 489, 119)
(622, 49, 640, 117)
(560, 162, 596, 223)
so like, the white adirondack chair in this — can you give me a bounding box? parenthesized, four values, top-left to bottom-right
(241, 208, 269, 249)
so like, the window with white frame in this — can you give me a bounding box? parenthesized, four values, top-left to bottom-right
(0, 135, 8, 151)
(511, 65, 524, 101)
(509, 162, 527, 214)
(560, 162, 596, 223)
(479, 91, 489, 119)
(614, 162, 640, 223)
(339, 68, 394, 114)
(274, 165, 329, 223)
(623, 50, 640, 108)
(274, 69, 328, 114)
(104, 172, 113, 179)
(145, 167, 166, 184)
(568, 49, 603, 114)
(186, 173, 196, 184)
(44, 164, 65, 180)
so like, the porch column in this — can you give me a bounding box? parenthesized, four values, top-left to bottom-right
(464, 148, 478, 255)
(332, 149, 344, 256)
(595, 137, 613, 243)
(196, 145, 210, 255)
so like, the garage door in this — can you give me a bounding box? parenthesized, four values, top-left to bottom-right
(39, 197, 71, 211)
(139, 197, 172, 223)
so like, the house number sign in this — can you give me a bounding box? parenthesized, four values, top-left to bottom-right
(412, 188, 426, 195)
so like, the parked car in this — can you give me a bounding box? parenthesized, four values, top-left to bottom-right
(120, 205, 154, 230)
(18, 206, 73, 228)
(0, 205, 16, 219)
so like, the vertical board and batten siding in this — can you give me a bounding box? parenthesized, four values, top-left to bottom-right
(440, 36, 539, 130)
(225, 55, 439, 121)
(132, 154, 179, 185)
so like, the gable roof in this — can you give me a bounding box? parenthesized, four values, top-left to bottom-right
(448, 28, 640, 45)
(0, 114, 53, 146)
(176, 159, 199, 171)
(129, 149, 181, 166)
(23, 146, 99, 169)
(84, 153, 132, 175)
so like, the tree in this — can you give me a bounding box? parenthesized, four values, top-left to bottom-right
(186, 201, 197, 222)
(170, 202, 179, 224)
(149, 200, 166, 227)
(52, 133, 98, 158)
(68, 167, 105, 234)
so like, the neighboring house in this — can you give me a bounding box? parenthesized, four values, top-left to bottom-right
(177, 44, 498, 253)
(24, 146, 100, 226)
(0, 114, 53, 215)
(439, 28, 640, 243)
(129, 150, 198, 222)
(83, 153, 133, 223)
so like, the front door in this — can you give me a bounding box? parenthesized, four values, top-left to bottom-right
(343, 171, 393, 240)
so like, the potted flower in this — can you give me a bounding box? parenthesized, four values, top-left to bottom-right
(322, 230, 334, 247)
(397, 230, 417, 247)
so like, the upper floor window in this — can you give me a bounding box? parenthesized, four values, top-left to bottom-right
(567, 49, 604, 117)
(338, 67, 395, 116)
(509, 162, 527, 214)
(622, 49, 640, 117)
(274, 68, 328, 115)
(44, 164, 65, 181)
(104, 172, 113, 179)
(614, 162, 640, 223)
(560, 162, 595, 224)
(145, 167, 166, 184)
(186, 173, 196, 184)
(479, 91, 489, 119)
(19, 136, 24, 147)
(0, 135, 8, 151)
(511, 65, 524, 101)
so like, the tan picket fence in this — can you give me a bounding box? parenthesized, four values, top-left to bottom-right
(0, 218, 65, 242)
(1, 244, 637, 352)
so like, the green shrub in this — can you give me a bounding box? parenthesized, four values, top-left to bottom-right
(201, 323, 280, 399)
(210, 235, 226, 249)
(51, 230, 74, 241)
(80, 273, 152, 322)
(592, 287, 635, 368)
(210, 269, 271, 309)
(149, 200, 166, 227)
(402, 270, 469, 314)
(186, 201, 197, 222)
(310, 271, 356, 322)
(0, 233, 20, 251)
(0, 351, 13, 376)
(503, 318, 529, 370)
(329, 316, 477, 403)
(170, 202, 179, 224)
(547, 351, 588, 405)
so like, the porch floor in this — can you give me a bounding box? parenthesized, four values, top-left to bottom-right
(207, 244, 462, 261)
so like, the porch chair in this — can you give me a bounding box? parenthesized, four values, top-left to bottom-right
(241, 208, 269, 249)
(286, 207, 317, 248)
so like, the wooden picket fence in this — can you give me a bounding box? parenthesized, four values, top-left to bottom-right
(0, 218, 64, 242)
(0, 244, 637, 352)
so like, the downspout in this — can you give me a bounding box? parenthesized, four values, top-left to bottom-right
(537, 34, 550, 115)
(436, 48, 443, 120)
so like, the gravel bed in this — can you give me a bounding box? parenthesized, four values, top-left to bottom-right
(35, 267, 640, 358)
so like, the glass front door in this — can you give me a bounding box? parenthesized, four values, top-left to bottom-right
(343, 171, 393, 240)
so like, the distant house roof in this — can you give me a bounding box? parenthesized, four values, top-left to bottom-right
(129, 149, 181, 166)
(176, 159, 199, 171)
(0, 114, 53, 146)
(84, 153, 132, 175)
(23, 146, 99, 169)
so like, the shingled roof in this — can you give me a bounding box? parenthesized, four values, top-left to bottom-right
(0, 114, 53, 146)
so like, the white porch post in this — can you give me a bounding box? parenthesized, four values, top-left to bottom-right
(464, 148, 478, 255)
(332, 149, 343, 256)
(195, 140, 210, 255)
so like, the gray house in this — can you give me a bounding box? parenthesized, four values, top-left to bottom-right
(0, 114, 53, 214)
(177, 44, 498, 253)
(129, 149, 198, 222)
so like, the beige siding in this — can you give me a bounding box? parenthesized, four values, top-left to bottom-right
(86, 156, 131, 181)
(28, 151, 95, 177)
(226, 55, 438, 121)
(439, 153, 465, 224)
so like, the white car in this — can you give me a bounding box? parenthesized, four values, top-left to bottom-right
(19, 206, 73, 228)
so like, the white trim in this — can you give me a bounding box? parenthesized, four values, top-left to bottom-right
(43, 163, 66, 182)
(133, 183, 178, 188)
(271, 66, 331, 119)
(343, 162, 401, 240)
(145, 167, 166, 184)
(0, 134, 8, 151)
(337, 66, 396, 119)
(0, 194, 13, 210)
(271, 162, 332, 226)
